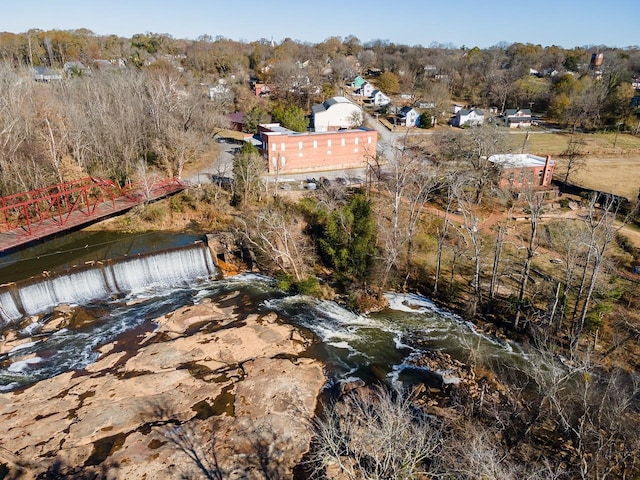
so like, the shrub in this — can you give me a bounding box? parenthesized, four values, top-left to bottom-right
(295, 276, 322, 297)
(276, 273, 294, 293)
(558, 197, 572, 209)
(276, 274, 323, 297)
(140, 203, 167, 222)
(170, 196, 184, 212)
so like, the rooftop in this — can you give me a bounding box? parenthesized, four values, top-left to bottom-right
(488, 154, 553, 168)
(259, 123, 370, 138)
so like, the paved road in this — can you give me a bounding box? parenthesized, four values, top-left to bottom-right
(185, 141, 237, 186)
(184, 112, 406, 188)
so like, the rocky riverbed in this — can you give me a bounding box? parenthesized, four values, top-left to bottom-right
(0, 294, 325, 479)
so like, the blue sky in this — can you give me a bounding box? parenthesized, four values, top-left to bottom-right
(0, 0, 637, 49)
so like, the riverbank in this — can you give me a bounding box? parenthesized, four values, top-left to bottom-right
(0, 296, 325, 478)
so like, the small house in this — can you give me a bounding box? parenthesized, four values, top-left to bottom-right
(355, 81, 376, 97)
(504, 108, 532, 128)
(31, 67, 62, 82)
(351, 76, 366, 89)
(397, 107, 420, 127)
(254, 83, 272, 97)
(451, 108, 485, 127)
(371, 90, 391, 106)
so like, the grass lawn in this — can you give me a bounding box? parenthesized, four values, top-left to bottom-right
(418, 129, 640, 199)
(514, 130, 640, 157)
(510, 131, 640, 199)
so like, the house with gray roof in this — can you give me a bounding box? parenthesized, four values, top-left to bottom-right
(371, 90, 391, 106)
(451, 108, 485, 127)
(397, 106, 420, 127)
(503, 108, 532, 128)
(31, 67, 62, 82)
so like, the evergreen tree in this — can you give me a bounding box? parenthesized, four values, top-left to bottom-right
(272, 102, 308, 132)
(318, 193, 377, 283)
(243, 106, 270, 134)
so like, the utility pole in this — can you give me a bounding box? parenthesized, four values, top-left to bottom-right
(521, 128, 530, 153)
(613, 122, 623, 148)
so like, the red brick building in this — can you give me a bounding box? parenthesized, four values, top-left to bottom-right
(488, 154, 554, 190)
(257, 123, 377, 174)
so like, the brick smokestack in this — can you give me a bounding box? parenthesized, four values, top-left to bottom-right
(541, 155, 551, 186)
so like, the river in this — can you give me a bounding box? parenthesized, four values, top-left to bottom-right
(0, 231, 532, 392)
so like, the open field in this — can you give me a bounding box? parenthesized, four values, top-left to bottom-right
(511, 131, 640, 199)
(419, 129, 640, 200)
(554, 155, 640, 199)
(515, 130, 640, 157)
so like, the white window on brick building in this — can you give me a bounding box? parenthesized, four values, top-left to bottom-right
(313, 140, 317, 148)
(355, 137, 359, 145)
(299, 141, 303, 149)
(354, 148, 359, 153)
(341, 138, 345, 146)
(368, 136, 372, 144)
(272, 143, 276, 151)
(281, 142, 285, 151)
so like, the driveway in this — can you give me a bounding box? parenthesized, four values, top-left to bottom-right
(185, 142, 237, 186)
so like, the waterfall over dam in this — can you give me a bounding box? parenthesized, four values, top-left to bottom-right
(0, 241, 219, 323)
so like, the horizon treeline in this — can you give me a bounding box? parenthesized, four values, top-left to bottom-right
(0, 28, 639, 196)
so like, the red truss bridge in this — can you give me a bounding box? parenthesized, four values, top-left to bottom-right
(0, 177, 186, 253)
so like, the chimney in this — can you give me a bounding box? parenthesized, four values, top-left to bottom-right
(541, 155, 551, 186)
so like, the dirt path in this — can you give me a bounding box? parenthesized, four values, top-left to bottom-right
(618, 222, 640, 249)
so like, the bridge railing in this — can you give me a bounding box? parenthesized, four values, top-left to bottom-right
(0, 177, 184, 235)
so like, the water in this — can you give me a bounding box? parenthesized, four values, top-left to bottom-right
(0, 242, 218, 323)
(0, 233, 533, 392)
(0, 230, 204, 285)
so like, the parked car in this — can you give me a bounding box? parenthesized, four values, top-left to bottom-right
(335, 177, 348, 186)
(211, 175, 233, 190)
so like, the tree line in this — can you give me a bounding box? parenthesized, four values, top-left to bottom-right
(2, 28, 640, 478)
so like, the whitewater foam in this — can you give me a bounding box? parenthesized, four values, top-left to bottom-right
(7, 356, 43, 373)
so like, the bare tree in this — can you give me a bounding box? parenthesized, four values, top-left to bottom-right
(514, 189, 545, 330)
(239, 204, 312, 282)
(558, 134, 586, 190)
(433, 174, 460, 296)
(547, 219, 589, 336)
(437, 125, 511, 204)
(570, 194, 627, 352)
(232, 144, 265, 207)
(309, 387, 443, 480)
(378, 136, 439, 289)
(454, 183, 485, 317)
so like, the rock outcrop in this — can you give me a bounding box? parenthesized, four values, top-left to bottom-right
(0, 296, 325, 479)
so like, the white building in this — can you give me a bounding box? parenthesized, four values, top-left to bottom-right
(397, 106, 420, 127)
(451, 108, 485, 127)
(311, 96, 363, 132)
(371, 90, 391, 106)
(355, 81, 376, 97)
